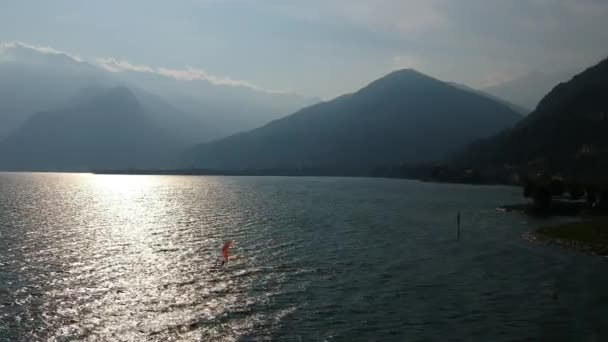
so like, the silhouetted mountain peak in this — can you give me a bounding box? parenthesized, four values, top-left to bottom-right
(188, 69, 522, 170)
(385, 68, 427, 78)
(354, 69, 446, 101)
(0, 84, 179, 171)
(368, 69, 437, 87)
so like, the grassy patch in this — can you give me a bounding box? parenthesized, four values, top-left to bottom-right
(538, 220, 608, 245)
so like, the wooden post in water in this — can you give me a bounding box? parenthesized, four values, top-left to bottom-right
(457, 212, 461, 240)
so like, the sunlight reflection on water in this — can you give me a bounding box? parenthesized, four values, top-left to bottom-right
(1, 173, 300, 341)
(1, 173, 608, 341)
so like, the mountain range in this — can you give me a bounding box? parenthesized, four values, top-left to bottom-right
(5, 41, 600, 177)
(0, 87, 179, 171)
(0, 42, 315, 142)
(186, 69, 523, 172)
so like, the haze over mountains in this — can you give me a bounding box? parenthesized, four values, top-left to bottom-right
(0, 87, 179, 171)
(483, 70, 578, 112)
(0, 42, 315, 142)
(188, 70, 522, 172)
(3, 41, 604, 176)
(0, 50, 108, 139)
(110, 69, 318, 139)
(448, 82, 529, 115)
(456, 57, 608, 180)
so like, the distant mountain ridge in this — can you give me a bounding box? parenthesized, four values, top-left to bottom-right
(448, 82, 529, 115)
(108, 69, 319, 140)
(456, 57, 608, 180)
(187, 69, 523, 171)
(0, 42, 316, 142)
(0, 61, 110, 139)
(483, 70, 577, 112)
(0, 87, 179, 171)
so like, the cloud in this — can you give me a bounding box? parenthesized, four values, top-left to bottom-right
(0, 41, 83, 62)
(1, 41, 282, 93)
(95, 57, 154, 73)
(96, 56, 279, 92)
(156, 67, 261, 88)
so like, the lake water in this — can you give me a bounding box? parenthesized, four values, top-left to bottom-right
(1, 173, 607, 341)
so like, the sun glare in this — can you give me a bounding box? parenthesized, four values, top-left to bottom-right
(88, 174, 160, 196)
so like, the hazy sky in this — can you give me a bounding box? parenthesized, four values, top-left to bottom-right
(1, 0, 608, 98)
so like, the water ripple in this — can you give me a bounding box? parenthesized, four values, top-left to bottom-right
(1, 174, 608, 341)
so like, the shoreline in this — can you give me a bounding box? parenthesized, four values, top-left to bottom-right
(0, 170, 517, 186)
(522, 228, 608, 257)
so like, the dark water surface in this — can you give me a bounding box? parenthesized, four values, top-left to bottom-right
(1, 173, 607, 341)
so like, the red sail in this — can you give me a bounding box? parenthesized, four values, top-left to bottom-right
(222, 240, 232, 261)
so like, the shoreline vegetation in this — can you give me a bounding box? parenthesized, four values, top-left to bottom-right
(522, 220, 608, 256)
(503, 174, 608, 256)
